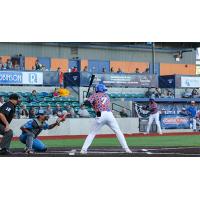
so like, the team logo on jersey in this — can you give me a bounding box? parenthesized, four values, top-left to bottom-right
(6, 107, 11, 112)
(73, 76, 78, 81)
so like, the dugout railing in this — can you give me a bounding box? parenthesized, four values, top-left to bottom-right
(111, 102, 132, 117)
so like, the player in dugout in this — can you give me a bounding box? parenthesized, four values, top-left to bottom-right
(186, 101, 197, 131)
(19, 110, 66, 154)
(80, 83, 132, 154)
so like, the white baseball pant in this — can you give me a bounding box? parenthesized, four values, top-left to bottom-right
(190, 118, 196, 130)
(146, 112, 162, 134)
(81, 111, 129, 151)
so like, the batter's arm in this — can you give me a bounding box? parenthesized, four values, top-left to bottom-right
(83, 100, 92, 107)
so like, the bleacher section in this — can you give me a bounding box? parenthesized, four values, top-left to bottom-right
(0, 91, 96, 118)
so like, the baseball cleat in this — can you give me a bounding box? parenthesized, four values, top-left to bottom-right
(0, 148, 12, 155)
(80, 150, 87, 155)
(24, 148, 34, 155)
(124, 148, 132, 154)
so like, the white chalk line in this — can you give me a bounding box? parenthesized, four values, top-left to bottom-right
(11, 146, 200, 156)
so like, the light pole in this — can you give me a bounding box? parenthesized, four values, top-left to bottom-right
(152, 42, 155, 74)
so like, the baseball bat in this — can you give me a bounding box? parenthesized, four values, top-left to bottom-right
(86, 74, 95, 98)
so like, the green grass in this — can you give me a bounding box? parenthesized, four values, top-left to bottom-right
(11, 135, 200, 148)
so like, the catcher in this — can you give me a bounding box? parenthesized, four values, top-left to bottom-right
(19, 110, 67, 154)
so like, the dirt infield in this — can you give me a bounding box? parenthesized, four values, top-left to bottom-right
(2, 146, 200, 157)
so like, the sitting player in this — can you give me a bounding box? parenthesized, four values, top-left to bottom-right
(19, 110, 66, 154)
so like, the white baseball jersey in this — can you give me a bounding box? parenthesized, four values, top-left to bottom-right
(81, 92, 130, 151)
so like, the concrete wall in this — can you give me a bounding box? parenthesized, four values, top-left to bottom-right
(0, 43, 196, 64)
(0, 43, 71, 58)
(79, 47, 196, 64)
(0, 86, 56, 93)
(9, 117, 139, 137)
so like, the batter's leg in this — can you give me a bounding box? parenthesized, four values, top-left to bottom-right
(81, 118, 104, 152)
(146, 114, 154, 133)
(155, 113, 162, 134)
(107, 114, 131, 152)
(193, 118, 197, 131)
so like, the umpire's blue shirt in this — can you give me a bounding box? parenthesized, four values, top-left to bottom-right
(186, 106, 197, 118)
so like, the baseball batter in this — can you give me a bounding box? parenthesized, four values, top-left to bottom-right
(145, 98, 162, 134)
(80, 84, 132, 154)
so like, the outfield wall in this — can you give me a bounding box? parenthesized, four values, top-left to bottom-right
(9, 118, 139, 137)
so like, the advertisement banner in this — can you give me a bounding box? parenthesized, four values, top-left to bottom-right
(181, 76, 200, 88)
(22, 72, 43, 85)
(79, 72, 158, 87)
(160, 114, 190, 129)
(64, 72, 80, 87)
(159, 75, 175, 88)
(43, 71, 59, 86)
(0, 71, 23, 84)
(0, 71, 43, 85)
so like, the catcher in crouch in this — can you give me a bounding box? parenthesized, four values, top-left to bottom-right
(19, 110, 66, 154)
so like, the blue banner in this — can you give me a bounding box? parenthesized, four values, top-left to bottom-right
(0, 71, 43, 85)
(0, 71, 23, 84)
(64, 72, 158, 87)
(160, 114, 190, 129)
(159, 75, 175, 88)
(43, 71, 59, 86)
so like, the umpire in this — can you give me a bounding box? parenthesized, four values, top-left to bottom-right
(0, 94, 21, 155)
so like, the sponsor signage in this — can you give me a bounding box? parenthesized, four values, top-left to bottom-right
(0, 71, 43, 85)
(160, 114, 190, 129)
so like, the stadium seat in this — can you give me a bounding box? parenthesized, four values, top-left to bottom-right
(131, 94, 137, 98)
(0, 92, 7, 96)
(39, 102, 49, 107)
(23, 92, 32, 97)
(137, 94, 145, 98)
(124, 94, 132, 98)
(29, 102, 40, 107)
(38, 92, 49, 97)
(43, 97, 52, 102)
(71, 102, 79, 107)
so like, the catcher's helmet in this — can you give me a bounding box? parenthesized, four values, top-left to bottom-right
(95, 83, 107, 93)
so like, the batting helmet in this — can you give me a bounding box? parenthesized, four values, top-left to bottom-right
(149, 97, 155, 102)
(95, 83, 107, 93)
